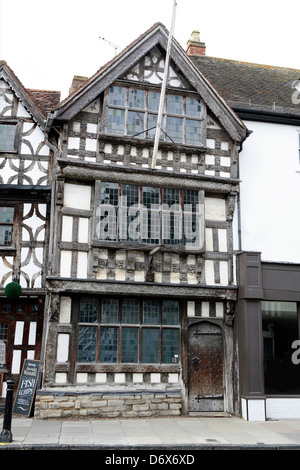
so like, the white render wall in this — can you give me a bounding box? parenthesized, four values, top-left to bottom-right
(236, 120, 300, 263)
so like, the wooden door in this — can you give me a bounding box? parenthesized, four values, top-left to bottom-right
(188, 321, 224, 412)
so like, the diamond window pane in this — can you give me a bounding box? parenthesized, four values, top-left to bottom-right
(107, 108, 125, 134)
(162, 300, 179, 325)
(102, 298, 119, 323)
(99, 327, 118, 363)
(121, 184, 139, 207)
(121, 327, 138, 362)
(186, 97, 201, 117)
(183, 190, 199, 212)
(142, 187, 160, 209)
(0, 226, 13, 246)
(149, 91, 160, 111)
(77, 326, 97, 362)
(142, 328, 159, 363)
(127, 111, 144, 136)
(100, 182, 119, 205)
(162, 188, 180, 206)
(167, 117, 183, 142)
(80, 298, 98, 323)
(0, 207, 14, 223)
(0, 124, 16, 152)
(109, 86, 126, 106)
(143, 300, 159, 324)
(167, 95, 183, 115)
(129, 89, 145, 109)
(122, 299, 139, 324)
(0, 323, 8, 341)
(186, 119, 201, 145)
(162, 329, 179, 363)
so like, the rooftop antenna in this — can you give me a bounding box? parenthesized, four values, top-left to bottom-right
(151, 0, 177, 169)
(99, 37, 122, 56)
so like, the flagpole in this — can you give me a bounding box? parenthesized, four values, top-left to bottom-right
(151, 0, 177, 169)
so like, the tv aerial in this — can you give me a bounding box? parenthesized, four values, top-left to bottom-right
(99, 37, 122, 56)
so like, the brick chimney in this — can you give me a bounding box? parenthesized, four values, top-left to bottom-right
(69, 75, 88, 95)
(186, 30, 206, 57)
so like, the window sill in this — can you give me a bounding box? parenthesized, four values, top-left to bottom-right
(93, 240, 205, 254)
(98, 133, 207, 153)
(0, 246, 16, 254)
(74, 363, 181, 373)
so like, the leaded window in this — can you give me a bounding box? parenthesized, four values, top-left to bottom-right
(97, 182, 203, 248)
(0, 207, 14, 246)
(77, 297, 180, 364)
(106, 85, 202, 145)
(0, 123, 17, 152)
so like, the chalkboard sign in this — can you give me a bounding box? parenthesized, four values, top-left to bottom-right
(13, 359, 40, 417)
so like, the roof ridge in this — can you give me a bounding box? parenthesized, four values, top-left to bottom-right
(198, 55, 300, 72)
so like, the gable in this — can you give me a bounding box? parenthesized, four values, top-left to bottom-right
(0, 61, 45, 128)
(48, 23, 247, 143)
(122, 44, 192, 89)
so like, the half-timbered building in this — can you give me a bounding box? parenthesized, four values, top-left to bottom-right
(0, 61, 60, 401)
(33, 23, 248, 419)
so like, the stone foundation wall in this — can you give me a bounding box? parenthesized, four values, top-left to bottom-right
(34, 391, 182, 419)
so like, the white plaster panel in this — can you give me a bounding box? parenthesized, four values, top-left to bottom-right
(168, 373, 179, 383)
(205, 228, 213, 251)
(205, 197, 226, 221)
(60, 251, 72, 277)
(0, 256, 13, 287)
(85, 138, 97, 151)
(215, 303, 224, 318)
(187, 301, 195, 317)
(150, 373, 161, 383)
(201, 302, 210, 317)
(77, 252, 88, 278)
(28, 322, 37, 345)
(17, 101, 30, 118)
(95, 373, 107, 383)
(27, 350, 35, 360)
(11, 350, 22, 374)
(55, 373, 67, 384)
(114, 373, 126, 383)
(14, 322, 24, 345)
(205, 260, 215, 285)
(218, 229, 228, 252)
(87, 123, 97, 133)
(68, 137, 80, 149)
(61, 216, 73, 242)
(219, 261, 229, 285)
(63, 183, 91, 210)
(57, 334, 69, 362)
(78, 217, 89, 243)
(59, 297, 72, 323)
(221, 141, 229, 150)
(132, 373, 143, 383)
(220, 156, 231, 166)
(76, 373, 88, 383)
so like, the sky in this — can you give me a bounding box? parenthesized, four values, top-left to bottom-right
(0, 0, 299, 99)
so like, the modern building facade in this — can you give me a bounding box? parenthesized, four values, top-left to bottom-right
(189, 32, 300, 420)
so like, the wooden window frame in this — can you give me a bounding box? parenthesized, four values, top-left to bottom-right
(74, 296, 181, 366)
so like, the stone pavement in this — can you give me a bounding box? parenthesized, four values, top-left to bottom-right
(1, 414, 300, 451)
